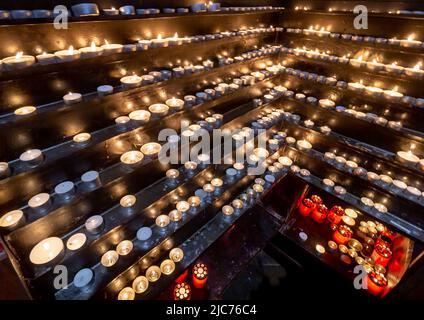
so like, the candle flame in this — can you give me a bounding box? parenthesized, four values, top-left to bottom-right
(16, 51, 23, 59)
(104, 39, 109, 46)
(68, 46, 74, 54)
(391, 61, 398, 66)
(90, 41, 96, 50)
(174, 32, 178, 39)
(413, 62, 422, 70)
(111, 7, 115, 10)
(157, 34, 162, 40)
(407, 34, 414, 41)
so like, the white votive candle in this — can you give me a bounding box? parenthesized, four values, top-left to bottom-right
(80, 41, 103, 58)
(66, 233, 87, 251)
(63, 92, 82, 105)
(54, 46, 81, 62)
(120, 75, 142, 88)
(120, 151, 144, 167)
(14, 106, 36, 116)
(2, 52, 35, 69)
(28, 193, 51, 212)
(85, 215, 104, 234)
(101, 250, 119, 267)
(148, 104, 169, 117)
(0, 210, 24, 229)
(30, 237, 64, 265)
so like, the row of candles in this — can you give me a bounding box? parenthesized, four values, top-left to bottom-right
(294, 5, 424, 16)
(285, 45, 424, 79)
(271, 65, 424, 169)
(285, 26, 424, 49)
(323, 150, 424, 201)
(0, 26, 279, 71)
(0, 4, 283, 20)
(6, 42, 277, 122)
(296, 193, 395, 296)
(280, 64, 424, 108)
(0, 55, 277, 182)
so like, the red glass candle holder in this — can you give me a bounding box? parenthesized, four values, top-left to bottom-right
(174, 269, 189, 283)
(332, 225, 353, 245)
(192, 263, 208, 289)
(174, 282, 191, 300)
(371, 243, 392, 267)
(376, 235, 392, 249)
(327, 206, 344, 224)
(298, 198, 314, 217)
(310, 194, 322, 205)
(366, 271, 388, 296)
(381, 229, 396, 241)
(311, 204, 328, 223)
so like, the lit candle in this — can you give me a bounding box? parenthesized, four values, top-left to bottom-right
(349, 55, 365, 68)
(151, 34, 169, 48)
(120, 150, 144, 167)
(396, 149, 419, 164)
(101, 40, 123, 54)
(184, 161, 197, 172)
(192, 263, 208, 288)
(148, 103, 169, 117)
(36, 52, 57, 65)
(103, 7, 119, 15)
(28, 192, 51, 212)
(2, 52, 35, 69)
(120, 195, 136, 209)
(29, 237, 64, 265)
(80, 41, 103, 58)
(405, 62, 424, 78)
(118, 287, 135, 300)
(120, 75, 142, 88)
(174, 282, 191, 300)
(132, 276, 149, 294)
(54, 46, 81, 62)
(85, 215, 104, 234)
(156, 215, 170, 227)
(101, 250, 119, 267)
(383, 88, 403, 100)
(296, 140, 312, 151)
(66, 233, 87, 251)
(73, 132, 91, 144)
(165, 98, 185, 111)
(170, 248, 184, 262)
(361, 197, 374, 207)
(176, 201, 190, 213)
(160, 259, 175, 275)
(385, 62, 404, 74)
(116, 240, 133, 255)
(0, 210, 24, 230)
(400, 35, 422, 48)
(140, 142, 161, 157)
(315, 244, 326, 255)
(14, 106, 36, 116)
(63, 92, 82, 104)
(222, 205, 234, 216)
(146, 265, 161, 282)
(169, 209, 182, 222)
(129, 110, 151, 124)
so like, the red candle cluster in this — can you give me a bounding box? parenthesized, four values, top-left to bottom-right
(333, 224, 353, 244)
(328, 206, 344, 224)
(192, 263, 208, 289)
(371, 242, 393, 267)
(366, 271, 388, 296)
(298, 198, 315, 216)
(174, 282, 191, 300)
(311, 204, 328, 223)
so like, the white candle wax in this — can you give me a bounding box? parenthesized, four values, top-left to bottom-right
(36, 52, 57, 65)
(148, 104, 169, 117)
(73, 132, 91, 144)
(29, 237, 64, 265)
(136, 227, 152, 241)
(66, 233, 87, 251)
(120, 150, 144, 166)
(120, 75, 142, 88)
(101, 250, 119, 267)
(14, 106, 36, 116)
(80, 42, 103, 58)
(20, 149, 43, 166)
(165, 98, 185, 111)
(0, 210, 24, 229)
(397, 150, 419, 164)
(54, 46, 81, 62)
(129, 110, 151, 124)
(85, 215, 104, 234)
(63, 92, 82, 104)
(2, 52, 35, 69)
(28, 193, 50, 211)
(140, 142, 161, 157)
(101, 40, 123, 54)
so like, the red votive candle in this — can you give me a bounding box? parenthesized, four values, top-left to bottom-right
(311, 204, 328, 223)
(381, 229, 396, 241)
(298, 198, 314, 216)
(192, 263, 208, 289)
(311, 195, 323, 205)
(175, 269, 189, 283)
(371, 243, 392, 267)
(328, 206, 344, 224)
(366, 271, 388, 296)
(333, 225, 353, 245)
(174, 282, 191, 300)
